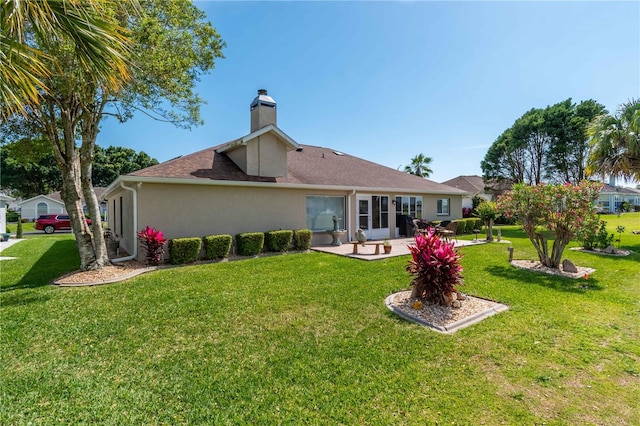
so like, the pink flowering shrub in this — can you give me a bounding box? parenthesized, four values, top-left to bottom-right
(406, 229, 464, 306)
(497, 181, 602, 268)
(137, 226, 167, 265)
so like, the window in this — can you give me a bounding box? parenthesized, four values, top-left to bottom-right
(437, 198, 450, 215)
(372, 196, 389, 229)
(306, 196, 345, 231)
(395, 196, 423, 219)
(36, 202, 48, 217)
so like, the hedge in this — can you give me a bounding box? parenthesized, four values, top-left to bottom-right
(264, 230, 294, 252)
(203, 234, 232, 260)
(236, 232, 264, 256)
(168, 237, 202, 265)
(293, 229, 312, 251)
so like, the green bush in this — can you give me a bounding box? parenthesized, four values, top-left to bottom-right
(168, 237, 202, 265)
(203, 234, 232, 260)
(264, 230, 293, 252)
(236, 232, 264, 256)
(6, 210, 19, 222)
(293, 229, 312, 251)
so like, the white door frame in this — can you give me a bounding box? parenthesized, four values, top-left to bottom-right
(356, 194, 390, 240)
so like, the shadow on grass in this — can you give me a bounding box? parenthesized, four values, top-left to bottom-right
(1, 239, 79, 293)
(485, 264, 603, 294)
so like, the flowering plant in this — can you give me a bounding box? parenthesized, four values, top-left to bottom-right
(137, 226, 167, 265)
(406, 229, 464, 306)
(497, 181, 602, 268)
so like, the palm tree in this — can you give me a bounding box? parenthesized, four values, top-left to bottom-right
(0, 0, 133, 119)
(587, 99, 640, 181)
(404, 153, 434, 178)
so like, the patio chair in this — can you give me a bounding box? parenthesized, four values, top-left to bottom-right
(443, 221, 458, 242)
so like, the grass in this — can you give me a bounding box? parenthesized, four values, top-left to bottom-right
(1, 214, 639, 424)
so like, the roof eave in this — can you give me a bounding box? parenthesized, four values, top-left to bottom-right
(103, 175, 471, 197)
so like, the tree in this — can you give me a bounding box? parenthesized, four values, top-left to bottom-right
(0, 142, 158, 196)
(92, 146, 158, 187)
(475, 201, 499, 242)
(545, 99, 606, 183)
(1, 0, 132, 119)
(404, 153, 433, 178)
(1, 1, 225, 270)
(497, 181, 602, 269)
(482, 99, 606, 186)
(587, 99, 640, 181)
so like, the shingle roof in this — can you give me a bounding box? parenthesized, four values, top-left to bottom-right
(441, 175, 486, 195)
(129, 144, 468, 194)
(600, 183, 640, 195)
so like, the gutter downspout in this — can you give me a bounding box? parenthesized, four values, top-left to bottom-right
(112, 181, 138, 263)
(348, 189, 356, 242)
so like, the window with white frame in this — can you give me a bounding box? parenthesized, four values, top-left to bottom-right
(437, 198, 450, 215)
(395, 196, 423, 219)
(306, 196, 345, 231)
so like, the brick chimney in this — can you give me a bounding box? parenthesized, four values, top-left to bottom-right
(250, 89, 276, 132)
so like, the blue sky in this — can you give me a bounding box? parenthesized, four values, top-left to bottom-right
(99, 1, 640, 184)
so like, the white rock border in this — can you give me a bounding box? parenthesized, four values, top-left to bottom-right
(385, 292, 508, 334)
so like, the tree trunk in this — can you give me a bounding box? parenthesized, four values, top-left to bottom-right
(486, 219, 494, 242)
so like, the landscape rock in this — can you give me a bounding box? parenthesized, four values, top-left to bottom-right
(457, 292, 467, 300)
(604, 245, 617, 254)
(562, 259, 578, 273)
(452, 300, 462, 308)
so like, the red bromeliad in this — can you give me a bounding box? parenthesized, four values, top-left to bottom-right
(406, 229, 464, 306)
(137, 226, 167, 265)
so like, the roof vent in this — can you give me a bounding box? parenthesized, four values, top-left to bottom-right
(333, 150, 344, 156)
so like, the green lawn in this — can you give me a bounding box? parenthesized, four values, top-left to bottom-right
(1, 215, 639, 424)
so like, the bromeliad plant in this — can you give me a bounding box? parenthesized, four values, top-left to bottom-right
(137, 226, 167, 265)
(406, 229, 464, 306)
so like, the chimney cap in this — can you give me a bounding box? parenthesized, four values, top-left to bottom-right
(250, 89, 276, 109)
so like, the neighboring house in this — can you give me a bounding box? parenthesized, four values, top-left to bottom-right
(102, 90, 469, 260)
(596, 182, 640, 213)
(18, 188, 107, 221)
(440, 175, 492, 210)
(18, 194, 66, 221)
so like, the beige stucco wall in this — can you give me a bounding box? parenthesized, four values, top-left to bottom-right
(106, 182, 465, 260)
(246, 133, 287, 177)
(226, 146, 247, 174)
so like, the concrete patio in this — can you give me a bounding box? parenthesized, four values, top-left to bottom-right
(311, 237, 487, 261)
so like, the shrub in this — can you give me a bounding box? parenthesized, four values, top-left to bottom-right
(293, 229, 312, 251)
(264, 230, 293, 252)
(462, 207, 472, 218)
(168, 237, 202, 265)
(406, 229, 464, 306)
(6, 210, 19, 222)
(474, 219, 483, 231)
(137, 226, 167, 265)
(236, 232, 264, 256)
(579, 220, 613, 250)
(203, 234, 232, 260)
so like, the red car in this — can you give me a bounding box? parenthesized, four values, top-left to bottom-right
(35, 214, 92, 234)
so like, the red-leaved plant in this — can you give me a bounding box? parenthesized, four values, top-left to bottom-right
(406, 228, 464, 306)
(137, 226, 167, 265)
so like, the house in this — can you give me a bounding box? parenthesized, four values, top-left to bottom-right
(102, 90, 469, 260)
(18, 188, 107, 221)
(440, 175, 492, 210)
(596, 180, 640, 213)
(18, 194, 66, 221)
